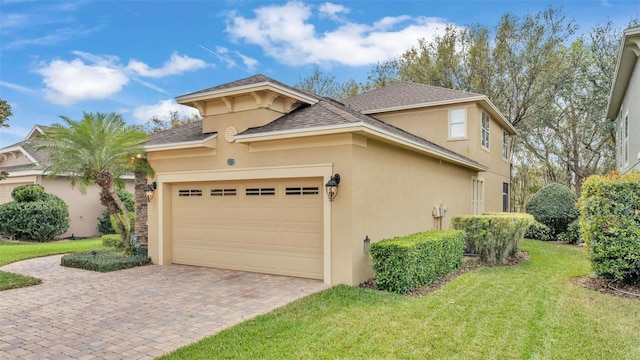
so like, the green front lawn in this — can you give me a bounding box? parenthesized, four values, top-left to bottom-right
(0, 238, 105, 290)
(161, 240, 640, 359)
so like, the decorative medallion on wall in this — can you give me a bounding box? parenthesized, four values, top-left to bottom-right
(224, 126, 238, 143)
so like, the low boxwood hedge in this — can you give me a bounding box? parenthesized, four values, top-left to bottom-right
(452, 213, 533, 264)
(61, 249, 151, 272)
(370, 230, 465, 294)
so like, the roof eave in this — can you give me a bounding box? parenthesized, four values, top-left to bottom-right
(236, 123, 488, 172)
(143, 134, 218, 152)
(606, 27, 640, 120)
(176, 81, 319, 105)
(0, 145, 39, 164)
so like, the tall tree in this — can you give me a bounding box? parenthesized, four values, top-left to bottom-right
(144, 110, 201, 134)
(0, 98, 11, 128)
(0, 98, 12, 180)
(294, 66, 361, 99)
(37, 112, 148, 253)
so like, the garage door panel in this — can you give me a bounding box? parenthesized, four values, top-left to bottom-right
(172, 178, 323, 279)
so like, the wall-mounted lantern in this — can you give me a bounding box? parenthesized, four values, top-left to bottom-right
(325, 174, 340, 201)
(145, 181, 157, 202)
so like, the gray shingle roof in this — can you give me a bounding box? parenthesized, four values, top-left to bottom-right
(241, 98, 485, 169)
(178, 74, 321, 101)
(0, 136, 48, 172)
(343, 81, 482, 112)
(143, 120, 215, 146)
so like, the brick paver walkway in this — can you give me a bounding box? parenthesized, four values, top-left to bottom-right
(0, 255, 327, 359)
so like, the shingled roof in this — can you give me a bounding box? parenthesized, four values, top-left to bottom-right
(0, 126, 49, 172)
(343, 82, 483, 113)
(178, 74, 322, 102)
(239, 98, 485, 170)
(143, 120, 214, 147)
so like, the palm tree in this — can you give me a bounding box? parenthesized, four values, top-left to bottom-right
(38, 112, 149, 253)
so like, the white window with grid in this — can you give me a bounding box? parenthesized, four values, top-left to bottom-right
(481, 112, 490, 149)
(449, 108, 466, 139)
(472, 177, 484, 214)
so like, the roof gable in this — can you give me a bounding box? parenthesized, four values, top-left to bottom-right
(606, 25, 640, 119)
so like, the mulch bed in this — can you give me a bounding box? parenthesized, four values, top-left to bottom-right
(359, 249, 640, 300)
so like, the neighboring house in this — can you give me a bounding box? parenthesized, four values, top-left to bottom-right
(607, 25, 640, 174)
(0, 125, 134, 238)
(143, 74, 516, 286)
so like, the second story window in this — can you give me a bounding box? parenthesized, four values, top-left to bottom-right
(481, 112, 490, 149)
(449, 108, 466, 139)
(624, 113, 629, 166)
(503, 131, 509, 159)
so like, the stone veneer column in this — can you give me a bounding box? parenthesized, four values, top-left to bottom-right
(134, 171, 148, 244)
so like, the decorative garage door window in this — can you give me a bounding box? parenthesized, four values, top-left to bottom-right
(285, 187, 320, 195)
(246, 187, 276, 196)
(210, 188, 237, 196)
(178, 189, 203, 197)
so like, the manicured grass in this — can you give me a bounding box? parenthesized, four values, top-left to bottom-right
(0, 238, 105, 291)
(161, 240, 640, 359)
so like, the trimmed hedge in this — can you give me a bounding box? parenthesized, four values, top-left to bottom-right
(525, 221, 553, 241)
(370, 230, 465, 294)
(0, 184, 70, 241)
(61, 249, 151, 272)
(578, 172, 640, 283)
(101, 234, 123, 248)
(452, 213, 533, 264)
(525, 183, 579, 236)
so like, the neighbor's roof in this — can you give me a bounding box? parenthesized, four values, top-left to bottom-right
(0, 125, 49, 172)
(606, 25, 640, 120)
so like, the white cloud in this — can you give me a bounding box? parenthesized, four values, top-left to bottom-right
(234, 51, 259, 71)
(198, 44, 257, 72)
(127, 52, 208, 78)
(132, 99, 201, 123)
(34, 51, 209, 105)
(36, 58, 129, 105)
(318, 3, 349, 20)
(226, 1, 451, 66)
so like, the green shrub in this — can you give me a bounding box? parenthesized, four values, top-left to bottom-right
(525, 221, 553, 241)
(452, 213, 533, 264)
(60, 249, 151, 272)
(557, 220, 581, 244)
(101, 234, 123, 248)
(11, 184, 47, 202)
(579, 172, 640, 283)
(97, 188, 135, 234)
(370, 230, 465, 294)
(525, 183, 579, 236)
(0, 185, 70, 241)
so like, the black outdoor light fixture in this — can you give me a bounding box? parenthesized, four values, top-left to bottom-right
(325, 174, 340, 201)
(145, 181, 157, 202)
(363, 235, 371, 255)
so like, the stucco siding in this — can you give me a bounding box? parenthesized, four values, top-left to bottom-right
(350, 138, 477, 285)
(616, 59, 640, 173)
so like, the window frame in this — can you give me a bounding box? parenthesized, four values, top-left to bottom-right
(472, 177, 484, 215)
(502, 131, 509, 160)
(481, 111, 490, 150)
(449, 108, 467, 140)
(624, 112, 629, 167)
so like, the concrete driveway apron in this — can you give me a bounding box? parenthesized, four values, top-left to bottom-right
(0, 255, 327, 359)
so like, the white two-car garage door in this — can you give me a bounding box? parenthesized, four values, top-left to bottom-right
(171, 178, 323, 279)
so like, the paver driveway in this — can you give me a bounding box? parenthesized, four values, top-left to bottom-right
(0, 255, 327, 359)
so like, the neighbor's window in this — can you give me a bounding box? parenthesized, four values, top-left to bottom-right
(449, 108, 466, 139)
(481, 112, 490, 149)
(503, 131, 509, 159)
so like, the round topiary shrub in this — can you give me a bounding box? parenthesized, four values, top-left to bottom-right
(524, 221, 552, 241)
(525, 183, 578, 237)
(0, 184, 70, 241)
(97, 188, 134, 234)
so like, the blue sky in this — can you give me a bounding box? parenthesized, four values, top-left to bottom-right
(0, 0, 638, 147)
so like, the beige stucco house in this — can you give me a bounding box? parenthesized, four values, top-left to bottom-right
(143, 74, 516, 285)
(607, 25, 640, 174)
(0, 125, 134, 238)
